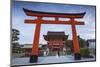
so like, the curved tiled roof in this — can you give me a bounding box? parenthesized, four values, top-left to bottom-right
(23, 8, 85, 18)
(43, 31, 68, 41)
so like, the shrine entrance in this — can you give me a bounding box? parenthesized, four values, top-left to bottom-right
(23, 8, 85, 63)
(43, 31, 68, 56)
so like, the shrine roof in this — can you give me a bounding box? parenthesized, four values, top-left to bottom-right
(23, 8, 86, 18)
(47, 31, 65, 36)
(43, 31, 68, 41)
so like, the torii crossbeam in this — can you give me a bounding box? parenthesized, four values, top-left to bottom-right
(23, 8, 85, 63)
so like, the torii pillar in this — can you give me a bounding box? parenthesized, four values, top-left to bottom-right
(71, 18, 81, 60)
(30, 17, 42, 63)
(23, 8, 85, 63)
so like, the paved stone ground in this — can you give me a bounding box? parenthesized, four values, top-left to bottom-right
(11, 55, 95, 66)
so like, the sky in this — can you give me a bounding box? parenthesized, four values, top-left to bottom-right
(12, 1, 96, 44)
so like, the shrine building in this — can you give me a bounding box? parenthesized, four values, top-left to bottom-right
(43, 31, 68, 55)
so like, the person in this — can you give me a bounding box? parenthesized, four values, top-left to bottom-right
(44, 51, 46, 56)
(58, 51, 60, 56)
(56, 52, 59, 58)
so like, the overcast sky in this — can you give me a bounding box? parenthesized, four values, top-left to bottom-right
(12, 1, 96, 44)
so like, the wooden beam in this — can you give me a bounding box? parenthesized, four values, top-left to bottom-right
(74, 21, 85, 25)
(24, 20, 37, 24)
(25, 19, 84, 25)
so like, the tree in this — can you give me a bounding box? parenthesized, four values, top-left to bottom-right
(65, 40, 73, 54)
(78, 36, 87, 48)
(12, 29, 20, 53)
(65, 36, 87, 55)
(12, 29, 19, 41)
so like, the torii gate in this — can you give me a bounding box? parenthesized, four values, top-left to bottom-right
(23, 8, 85, 63)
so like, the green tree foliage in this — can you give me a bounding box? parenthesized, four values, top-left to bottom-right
(65, 40, 73, 54)
(78, 36, 87, 48)
(65, 36, 87, 54)
(12, 29, 19, 41)
(80, 48, 90, 57)
(12, 29, 20, 53)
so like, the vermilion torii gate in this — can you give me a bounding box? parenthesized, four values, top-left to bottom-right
(23, 8, 85, 63)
